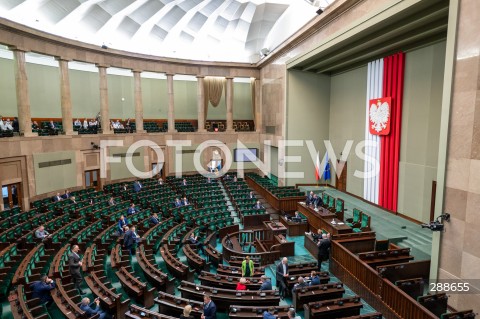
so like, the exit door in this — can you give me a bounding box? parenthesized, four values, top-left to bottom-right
(2, 183, 22, 211)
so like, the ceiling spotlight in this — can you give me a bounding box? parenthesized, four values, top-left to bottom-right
(101, 44, 108, 49)
(316, 8, 324, 14)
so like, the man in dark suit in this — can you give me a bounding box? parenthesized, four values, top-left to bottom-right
(118, 215, 128, 234)
(68, 245, 84, 294)
(52, 192, 62, 202)
(201, 294, 216, 319)
(189, 233, 205, 254)
(133, 180, 142, 193)
(149, 213, 160, 226)
(249, 191, 255, 199)
(317, 233, 331, 271)
(312, 194, 322, 208)
(182, 178, 187, 186)
(259, 275, 272, 290)
(182, 196, 189, 206)
(309, 271, 321, 286)
(175, 198, 182, 207)
(30, 275, 56, 307)
(276, 257, 289, 299)
(253, 200, 263, 210)
(123, 225, 140, 255)
(62, 190, 71, 199)
(306, 191, 314, 205)
(127, 203, 139, 215)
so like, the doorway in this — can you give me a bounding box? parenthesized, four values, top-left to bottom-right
(2, 183, 22, 211)
(336, 161, 347, 192)
(85, 170, 100, 191)
(152, 163, 165, 179)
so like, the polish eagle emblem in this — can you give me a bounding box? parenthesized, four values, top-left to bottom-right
(369, 97, 391, 135)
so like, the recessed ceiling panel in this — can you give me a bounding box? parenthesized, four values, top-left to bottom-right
(0, 0, 326, 62)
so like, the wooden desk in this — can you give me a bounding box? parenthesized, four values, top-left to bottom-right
(298, 203, 352, 235)
(263, 221, 287, 236)
(304, 296, 363, 319)
(279, 215, 308, 236)
(298, 202, 344, 222)
(178, 281, 280, 311)
(246, 176, 305, 212)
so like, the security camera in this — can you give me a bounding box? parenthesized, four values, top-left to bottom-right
(420, 213, 450, 232)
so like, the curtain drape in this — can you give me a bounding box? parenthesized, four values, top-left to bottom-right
(378, 52, 405, 212)
(203, 77, 225, 120)
(363, 59, 383, 204)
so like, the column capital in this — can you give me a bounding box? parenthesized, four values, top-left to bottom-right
(8, 45, 28, 52)
(196, 75, 205, 79)
(166, 73, 175, 77)
(225, 76, 234, 80)
(96, 64, 110, 69)
(132, 69, 142, 74)
(55, 56, 72, 62)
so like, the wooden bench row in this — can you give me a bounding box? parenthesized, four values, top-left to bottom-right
(115, 266, 155, 308)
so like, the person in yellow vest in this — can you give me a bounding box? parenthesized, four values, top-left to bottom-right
(241, 255, 254, 277)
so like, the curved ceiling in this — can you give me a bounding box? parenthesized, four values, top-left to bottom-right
(0, 0, 335, 63)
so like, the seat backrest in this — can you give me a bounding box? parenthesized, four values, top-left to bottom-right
(353, 208, 361, 222)
(361, 214, 370, 228)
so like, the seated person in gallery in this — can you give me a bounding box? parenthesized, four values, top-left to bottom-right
(127, 203, 139, 215)
(62, 190, 71, 199)
(32, 121, 40, 130)
(309, 271, 321, 286)
(48, 120, 58, 133)
(236, 277, 248, 291)
(189, 233, 205, 254)
(52, 192, 62, 202)
(312, 194, 322, 208)
(118, 215, 129, 234)
(253, 200, 263, 210)
(108, 197, 116, 206)
(306, 191, 315, 205)
(292, 277, 308, 293)
(35, 225, 50, 239)
(175, 198, 183, 207)
(149, 213, 160, 225)
(182, 196, 190, 206)
(74, 119, 82, 127)
(259, 275, 272, 290)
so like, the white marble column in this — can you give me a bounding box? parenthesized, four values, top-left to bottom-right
(166, 73, 176, 133)
(97, 65, 111, 134)
(57, 58, 75, 135)
(196, 75, 206, 132)
(226, 77, 234, 132)
(133, 70, 145, 133)
(11, 48, 36, 136)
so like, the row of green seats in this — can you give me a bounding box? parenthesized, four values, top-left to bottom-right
(22, 244, 53, 284)
(0, 243, 24, 297)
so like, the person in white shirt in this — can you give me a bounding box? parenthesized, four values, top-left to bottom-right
(0, 118, 5, 131)
(110, 120, 116, 130)
(35, 225, 50, 239)
(74, 119, 81, 126)
(83, 119, 88, 130)
(115, 120, 123, 129)
(4, 119, 13, 130)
